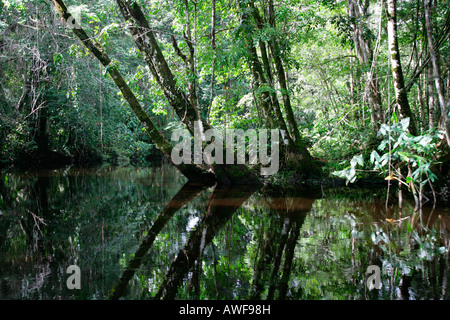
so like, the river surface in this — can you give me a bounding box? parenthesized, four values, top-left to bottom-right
(0, 163, 449, 300)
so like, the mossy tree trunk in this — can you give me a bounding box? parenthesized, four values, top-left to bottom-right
(386, 0, 418, 136)
(53, 0, 261, 185)
(240, 0, 322, 177)
(114, 0, 261, 185)
(52, 0, 215, 184)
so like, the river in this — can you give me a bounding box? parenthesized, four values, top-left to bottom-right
(0, 163, 448, 300)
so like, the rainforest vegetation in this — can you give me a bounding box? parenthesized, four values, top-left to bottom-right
(0, 0, 449, 196)
(1, 0, 450, 301)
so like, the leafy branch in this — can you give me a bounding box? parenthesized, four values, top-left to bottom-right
(333, 117, 443, 207)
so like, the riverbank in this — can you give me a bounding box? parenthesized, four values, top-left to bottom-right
(2, 156, 449, 208)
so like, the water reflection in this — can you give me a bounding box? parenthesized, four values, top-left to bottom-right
(0, 164, 448, 300)
(111, 182, 208, 299)
(250, 195, 313, 300)
(155, 185, 258, 300)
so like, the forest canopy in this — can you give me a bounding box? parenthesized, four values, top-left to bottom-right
(0, 0, 449, 188)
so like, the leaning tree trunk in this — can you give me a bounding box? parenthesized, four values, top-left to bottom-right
(424, 0, 450, 146)
(53, 0, 261, 185)
(114, 0, 261, 186)
(386, 0, 418, 136)
(52, 0, 215, 184)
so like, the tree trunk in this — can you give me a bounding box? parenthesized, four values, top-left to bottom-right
(207, 0, 216, 119)
(347, 0, 384, 133)
(428, 62, 436, 130)
(259, 40, 297, 148)
(182, 0, 199, 114)
(243, 35, 276, 128)
(386, 0, 418, 136)
(249, 7, 291, 141)
(115, 0, 202, 136)
(115, 0, 261, 185)
(52, 0, 215, 184)
(238, 2, 276, 128)
(244, 0, 322, 176)
(266, 0, 305, 149)
(424, 0, 450, 146)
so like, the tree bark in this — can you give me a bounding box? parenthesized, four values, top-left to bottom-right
(115, 0, 261, 185)
(266, 0, 305, 149)
(386, 0, 418, 136)
(115, 0, 202, 136)
(248, 6, 289, 137)
(52, 0, 215, 184)
(207, 0, 216, 119)
(259, 40, 296, 147)
(245, 38, 277, 129)
(238, 2, 276, 128)
(245, 0, 321, 176)
(424, 0, 450, 146)
(347, 0, 384, 133)
(428, 62, 436, 130)
(182, 0, 199, 113)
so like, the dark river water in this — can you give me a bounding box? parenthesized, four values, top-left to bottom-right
(0, 163, 449, 300)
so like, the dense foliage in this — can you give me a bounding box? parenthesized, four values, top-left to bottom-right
(1, 0, 449, 302)
(1, 0, 449, 182)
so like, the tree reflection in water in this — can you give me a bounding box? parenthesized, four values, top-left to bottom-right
(0, 165, 449, 300)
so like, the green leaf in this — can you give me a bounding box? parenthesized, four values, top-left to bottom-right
(391, 111, 398, 124)
(380, 153, 389, 167)
(407, 222, 413, 233)
(397, 151, 410, 162)
(418, 135, 432, 147)
(377, 124, 389, 137)
(349, 167, 356, 182)
(428, 172, 437, 182)
(400, 117, 410, 132)
(370, 150, 380, 164)
(350, 154, 364, 167)
(378, 139, 388, 151)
